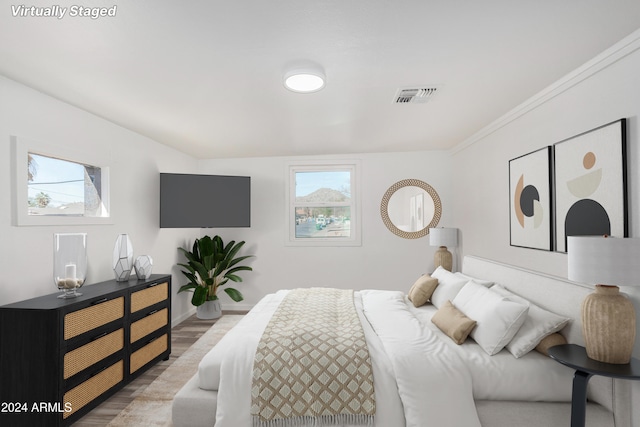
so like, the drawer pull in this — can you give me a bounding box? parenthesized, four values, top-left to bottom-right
(92, 332, 108, 341)
(148, 282, 161, 288)
(147, 309, 159, 316)
(130, 308, 168, 343)
(91, 365, 108, 378)
(64, 329, 124, 379)
(130, 335, 167, 374)
(64, 297, 125, 340)
(92, 297, 108, 305)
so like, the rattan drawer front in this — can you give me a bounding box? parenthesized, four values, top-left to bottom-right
(63, 329, 124, 379)
(63, 360, 123, 419)
(130, 334, 167, 374)
(130, 308, 168, 343)
(64, 297, 124, 340)
(131, 282, 168, 313)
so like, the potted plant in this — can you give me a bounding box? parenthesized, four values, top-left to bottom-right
(177, 235, 254, 319)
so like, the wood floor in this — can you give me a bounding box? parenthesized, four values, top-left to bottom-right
(74, 311, 245, 426)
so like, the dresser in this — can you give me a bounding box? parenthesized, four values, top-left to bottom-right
(0, 274, 171, 426)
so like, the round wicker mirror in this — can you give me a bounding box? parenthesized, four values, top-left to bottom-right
(380, 179, 442, 239)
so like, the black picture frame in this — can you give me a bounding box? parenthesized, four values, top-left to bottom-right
(509, 146, 554, 251)
(553, 119, 627, 252)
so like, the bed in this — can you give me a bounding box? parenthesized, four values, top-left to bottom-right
(172, 255, 632, 427)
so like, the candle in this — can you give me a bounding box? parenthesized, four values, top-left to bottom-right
(65, 263, 77, 280)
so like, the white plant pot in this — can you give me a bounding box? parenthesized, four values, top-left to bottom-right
(196, 300, 222, 320)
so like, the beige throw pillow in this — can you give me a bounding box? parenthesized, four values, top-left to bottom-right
(432, 300, 477, 345)
(408, 275, 439, 307)
(535, 333, 568, 356)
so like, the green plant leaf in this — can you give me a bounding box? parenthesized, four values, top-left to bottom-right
(227, 255, 253, 269)
(178, 247, 199, 266)
(226, 241, 244, 261)
(179, 271, 197, 285)
(177, 262, 196, 274)
(212, 260, 228, 278)
(192, 239, 199, 260)
(177, 283, 197, 293)
(226, 266, 252, 276)
(192, 286, 208, 306)
(224, 287, 244, 302)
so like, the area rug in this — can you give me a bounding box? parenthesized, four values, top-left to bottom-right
(106, 314, 244, 427)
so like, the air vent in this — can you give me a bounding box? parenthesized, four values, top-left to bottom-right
(394, 87, 439, 104)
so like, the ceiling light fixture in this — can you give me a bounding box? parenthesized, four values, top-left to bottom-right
(284, 69, 325, 93)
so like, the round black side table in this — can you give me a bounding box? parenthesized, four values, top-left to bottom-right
(548, 344, 640, 427)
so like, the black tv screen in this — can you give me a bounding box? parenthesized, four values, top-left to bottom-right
(160, 173, 251, 228)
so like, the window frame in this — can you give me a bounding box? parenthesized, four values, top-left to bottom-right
(286, 160, 361, 247)
(11, 136, 112, 226)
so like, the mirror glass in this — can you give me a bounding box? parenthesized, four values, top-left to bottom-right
(380, 179, 442, 239)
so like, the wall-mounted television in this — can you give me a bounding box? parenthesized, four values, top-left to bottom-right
(160, 173, 251, 228)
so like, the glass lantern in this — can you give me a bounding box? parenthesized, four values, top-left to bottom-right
(53, 233, 87, 299)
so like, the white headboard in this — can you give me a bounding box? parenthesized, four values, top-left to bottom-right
(462, 255, 632, 425)
(462, 255, 591, 345)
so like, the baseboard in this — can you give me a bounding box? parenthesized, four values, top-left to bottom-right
(221, 302, 254, 312)
(171, 307, 197, 328)
(171, 303, 252, 327)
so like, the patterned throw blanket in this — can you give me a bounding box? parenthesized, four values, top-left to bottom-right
(251, 288, 376, 427)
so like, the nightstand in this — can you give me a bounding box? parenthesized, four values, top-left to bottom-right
(548, 344, 640, 427)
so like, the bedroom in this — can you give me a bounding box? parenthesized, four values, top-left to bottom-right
(1, 1, 640, 426)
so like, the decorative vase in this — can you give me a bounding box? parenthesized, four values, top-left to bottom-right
(53, 233, 87, 299)
(581, 285, 636, 364)
(134, 255, 153, 280)
(196, 300, 222, 320)
(112, 234, 134, 282)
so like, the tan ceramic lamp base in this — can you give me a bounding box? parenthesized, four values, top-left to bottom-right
(434, 246, 453, 272)
(581, 285, 636, 364)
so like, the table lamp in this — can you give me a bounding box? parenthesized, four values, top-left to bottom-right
(429, 227, 458, 272)
(568, 236, 640, 364)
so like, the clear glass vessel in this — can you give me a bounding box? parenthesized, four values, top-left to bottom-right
(53, 233, 87, 298)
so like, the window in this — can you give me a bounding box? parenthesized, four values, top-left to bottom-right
(27, 153, 107, 217)
(12, 136, 111, 226)
(287, 161, 361, 246)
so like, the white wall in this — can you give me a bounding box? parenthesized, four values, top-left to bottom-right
(197, 151, 453, 309)
(0, 75, 201, 325)
(451, 30, 640, 424)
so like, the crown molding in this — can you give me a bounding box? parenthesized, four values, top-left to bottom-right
(450, 28, 640, 155)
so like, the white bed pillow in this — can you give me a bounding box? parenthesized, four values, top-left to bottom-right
(490, 285, 571, 358)
(452, 280, 529, 355)
(430, 267, 469, 309)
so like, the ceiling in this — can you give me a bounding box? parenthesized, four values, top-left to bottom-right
(2, 1, 640, 159)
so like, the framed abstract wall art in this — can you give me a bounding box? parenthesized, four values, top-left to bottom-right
(509, 146, 553, 251)
(553, 119, 627, 252)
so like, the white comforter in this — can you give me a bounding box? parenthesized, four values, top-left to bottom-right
(200, 289, 573, 426)
(209, 290, 482, 427)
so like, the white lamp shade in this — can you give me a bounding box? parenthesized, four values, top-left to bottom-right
(568, 236, 640, 286)
(429, 227, 458, 248)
